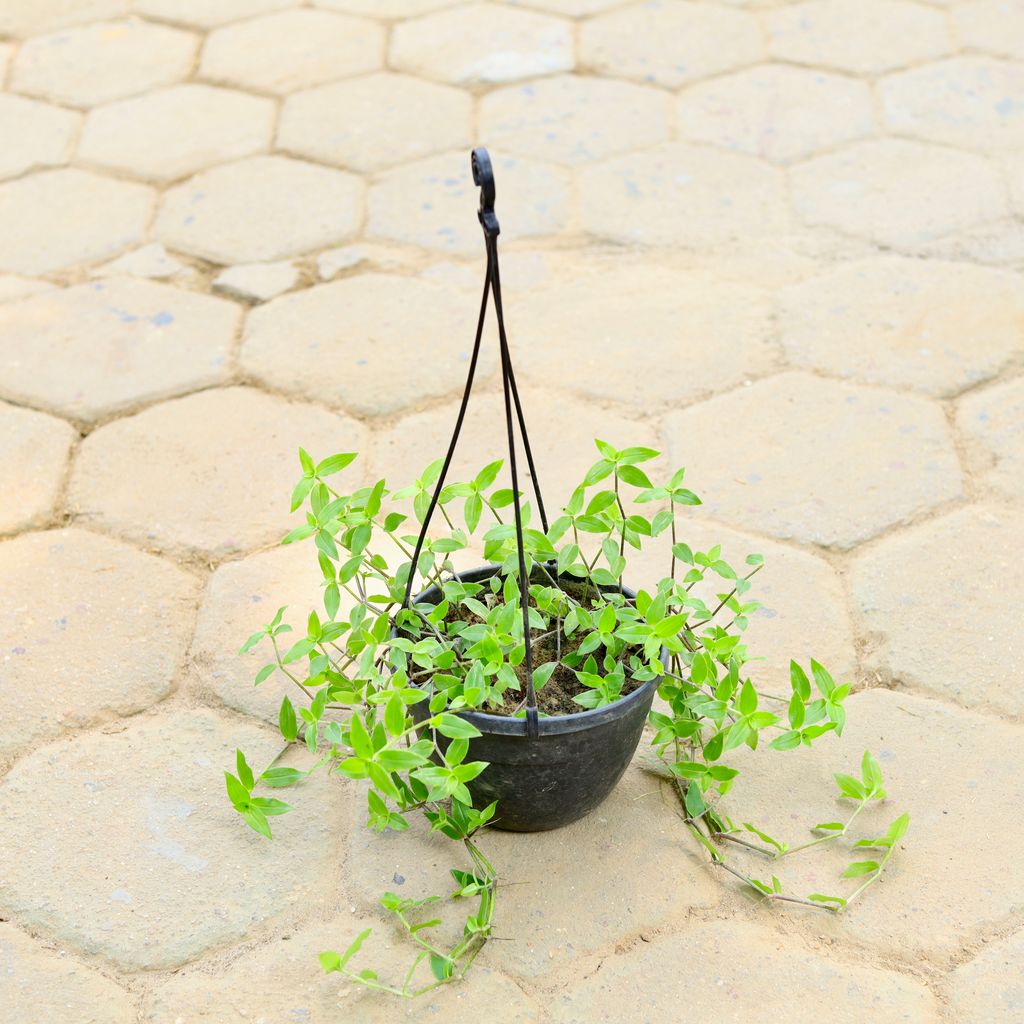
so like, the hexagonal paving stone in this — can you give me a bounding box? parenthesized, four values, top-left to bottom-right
(791, 140, 1006, 249)
(278, 72, 472, 172)
(676, 65, 874, 164)
(0, 170, 152, 275)
(316, 0, 461, 13)
(852, 505, 1024, 715)
(779, 256, 1024, 397)
(11, 20, 198, 108)
(479, 75, 670, 166)
(957, 377, 1024, 500)
(157, 156, 363, 264)
(0, 279, 237, 423)
(200, 9, 384, 95)
(213, 260, 299, 302)
(725, 689, 1024, 959)
(367, 151, 570, 254)
(880, 57, 1024, 153)
(0, 0, 129, 38)
(0, 402, 75, 534)
(0, 529, 198, 763)
(0, 276, 54, 303)
(242, 273, 497, 416)
(580, 143, 789, 247)
(664, 372, 963, 549)
(511, 262, 776, 408)
(508, 0, 621, 11)
(0, 709, 348, 970)
(390, 3, 573, 84)
(767, 0, 950, 74)
(1, 923, 134, 1024)
(550, 919, 938, 1022)
(579, 1, 763, 88)
(144, 918, 540, 1023)
(0, 95, 78, 181)
(954, 0, 1024, 59)
(79, 84, 275, 184)
(346, 763, 720, 978)
(136, 0, 300, 26)
(948, 929, 1024, 1023)
(69, 387, 369, 558)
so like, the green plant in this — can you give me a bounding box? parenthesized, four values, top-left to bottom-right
(226, 440, 908, 995)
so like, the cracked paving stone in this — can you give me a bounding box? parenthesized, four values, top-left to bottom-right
(580, 1, 762, 88)
(0, 710, 348, 971)
(242, 273, 497, 416)
(69, 386, 369, 558)
(948, 928, 1024, 1023)
(0, 528, 199, 763)
(0, 402, 74, 535)
(0, 95, 79, 181)
(11, 19, 198, 108)
(0, 169, 153, 275)
(157, 155, 363, 264)
(957, 377, 1024, 501)
(779, 256, 1024, 397)
(213, 260, 299, 302)
(790, 139, 1006, 249)
(135, 0, 300, 26)
(390, 3, 573, 84)
(550, 918, 938, 1022)
(200, 9, 384, 95)
(278, 72, 472, 172)
(664, 372, 963, 549)
(851, 505, 1024, 716)
(1, 922, 134, 1024)
(580, 143, 789, 247)
(79, 84, 275, 184)
(94, 243, 187, 281)
(0, 278, 237, 422)
(0, 0, 129, 38)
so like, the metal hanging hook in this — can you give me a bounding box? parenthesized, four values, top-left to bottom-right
(471, 147, 500, 237)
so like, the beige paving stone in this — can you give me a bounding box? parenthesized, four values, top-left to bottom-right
(144, 918, 540, 1023)
(916, 217, 1024, 265)
(200, 9, 384, 96)
(0, 95, 78, 181)
(0, 276, 54, 303)
(213, 260, 300, 302)
(79, 84, 275, 184)
(723, 689, 1024, 959)
(0, 709, 347, 970)
(480, 75, 670, 166)
(958, 377, 1024, 500)
(511, 262, 776, 408)
(11, 20, 197, 108)
(580, 1, 762, 88)
(0, 402, 74, 535)
(346, 763, 720, 978)
(315, 0, 463, 13)
(0, 923, 134, 1024)
(136, 0, 300, 26)
(0, 278, 237, 422)
(0, 43, 12, 84)
(948, 928, 1024, 1023)
(0, 529, 198, 763)
(507, 0, 621, 12)
(279, 72, 472, 172)
(191, 541, 332, 725)
(0, 0, 129, 38)
(242, 273, 497, 416)
(954, 0, 1024, 59)
(316, 242, 420, 280)
(552, 918, 937, 1021)
(677, 65, 875, 164)
(791, 139, 1006, 248)
(69, 387, 368, 558)
(767, 0, 951, 74)
(390, 3, 574, 84)
(852, 505, 1024, 715)
(580, 143, 789, 247)
(665, 372, 963, 549)
(368, 151, 570, 254)
(158, 156, 363, 264)
(1006, 150, 1024, 217)
(779, 256, 1024, 397)
(0, 169, 152, 275)
(94, 242, 187, 280)
(881, 57, 1024, 153)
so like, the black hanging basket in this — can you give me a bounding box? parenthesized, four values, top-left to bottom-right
(399, 149, 660, 832)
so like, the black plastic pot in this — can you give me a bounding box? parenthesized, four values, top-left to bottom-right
(405, 564, 661, 832)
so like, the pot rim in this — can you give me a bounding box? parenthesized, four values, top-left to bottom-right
(399, 562, 665, 738)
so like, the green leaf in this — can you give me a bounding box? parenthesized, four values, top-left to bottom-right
(788, 692, 805, 730)
(278, 696, 298, 742)
(768, 730, 801, 751)
(842, 860, 880, 879)
(254, 663, 276, 686)
(241, 805, 272, 839)
(429, 953, 454, 981)
(790, 660, 811, 701)
(435, 713, 482, 739)
(861, 750, 884, 793)
(888, 811, 911, 843)
(742, 822, 787, 853)
(834, 773, 867, 801)
(738, 680, 757, 716)
(532, 661, 557, 692)
(349, 713, 373, 759)
(618, 446, 659, 465)
(225, 771, 249, 809)
(316, 452, 357, 477)
(617, 464, 652, 488)
(299, 447, 315, 476)
(465, 492, 483, 533)
(376, 748, 428, 772)
(336, 927, 372, 970)
(235, 749, 254, 792)
(808, 893, 847, 908)
(813, 821, 845, 832)
(384, 693, 405, 737)
(251, 796, 292, 816)
(261, 766, 307, 788)
(811, 658, 835, 697)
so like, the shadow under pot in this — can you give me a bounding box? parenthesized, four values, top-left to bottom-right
(404, 564, 663, 832)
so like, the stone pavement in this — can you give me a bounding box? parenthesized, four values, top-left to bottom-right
(0, 1, 1022, 1021)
